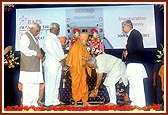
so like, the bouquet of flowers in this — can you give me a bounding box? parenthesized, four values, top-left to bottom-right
(4, 49, 20, 68)
(156, 43, 164, 62)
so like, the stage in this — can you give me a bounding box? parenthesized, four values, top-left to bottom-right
(3, 65, 165, 112)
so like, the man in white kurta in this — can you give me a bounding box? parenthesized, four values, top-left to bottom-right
(88, 53, 128, 105)
(19, 23, 44, 107)
(43, 23, 65, 106)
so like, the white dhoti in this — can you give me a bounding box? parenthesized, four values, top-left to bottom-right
(103, 61, 128, 104)
(19, 61, 44, 107)
(22, 83, 39, 107)
(127, 63, 148, 108)
(104, 71, 121, 104)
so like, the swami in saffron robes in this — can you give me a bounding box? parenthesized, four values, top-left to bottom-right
(66, 33, 92, 106)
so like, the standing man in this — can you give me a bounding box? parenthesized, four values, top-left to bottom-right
(19, 23, 44, 107)
(43, 23, 65, 106)
(88, 53, 128, 105)
(122, 20, 148, 108)
(66, 33, 92, 106)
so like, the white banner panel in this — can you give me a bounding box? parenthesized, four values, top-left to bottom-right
(15, 4, 156, 50)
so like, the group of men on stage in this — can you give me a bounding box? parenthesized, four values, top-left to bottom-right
(17, 19, 164, 108)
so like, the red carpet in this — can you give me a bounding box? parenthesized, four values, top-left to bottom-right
(4, 104, 164, 112)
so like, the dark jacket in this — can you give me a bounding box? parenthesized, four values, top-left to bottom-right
(125, 29, 145, 64)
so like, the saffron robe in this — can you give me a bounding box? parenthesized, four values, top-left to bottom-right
(66, 39, 92, 102)
(158, 64, 164, 101)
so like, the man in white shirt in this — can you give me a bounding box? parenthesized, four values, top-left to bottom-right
(19, 23, 44, 107)
(88, 53, 128, 105)
(43, 23, 65, 106)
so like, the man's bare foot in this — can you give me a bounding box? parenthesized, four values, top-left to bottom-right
(105, 103, 116, 106)
(73, 101, 78, 107)
(83, 102, 91, 106)
(37, 101, 44, 106)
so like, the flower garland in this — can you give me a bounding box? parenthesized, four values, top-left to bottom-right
(88, 36, 104, 56)
(4, 49, 20, 68)
(4, 104, 164, 111)
(70, 37, 78, 45)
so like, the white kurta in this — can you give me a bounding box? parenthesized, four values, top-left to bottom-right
(19, 31, 44, 107)
(95, 53, 128, 104)
(43, 32, 65, 106)
(96, 53, 128, 86)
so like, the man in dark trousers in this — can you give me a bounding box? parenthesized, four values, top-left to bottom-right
(122, 20, 148, 108)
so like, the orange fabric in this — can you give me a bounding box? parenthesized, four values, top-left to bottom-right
(80, 33, 89, 41)
(158, 64, 164, 91)
(158, 64, 164, 101)
(66, 39, 92, 102)
(59, 36, 66, 43)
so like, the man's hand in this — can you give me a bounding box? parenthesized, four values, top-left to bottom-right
(60, 59, 66, 67)
(36, 52, 43, 59)
(89, 73, 103, 97)
(62, 65, 70, 71)
(18, 82, 22, 91)
(42, 56, 46, 62)
(82, 57, 89, 61)
(89, 88, 98, 97)
(123, 50, 128, 58)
